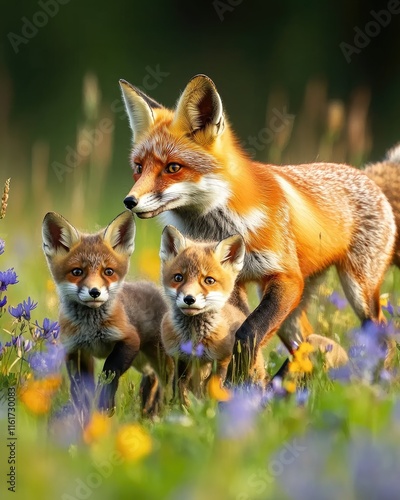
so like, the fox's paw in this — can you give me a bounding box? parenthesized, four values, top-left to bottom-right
(235, 326, 256, 352)
(235, 326, 256, 361)
(140, 372, 162, 418)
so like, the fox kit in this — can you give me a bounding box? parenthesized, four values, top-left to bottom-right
(160, 226, 265, 402)
(365, 144, 400, 268)
(119, 74, 396, 375)
(42, 211, 172, 418)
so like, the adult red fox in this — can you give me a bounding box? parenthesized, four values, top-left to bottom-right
(42, 211, 172, 418)
(160, 225, 266, 399)
(119, 75, 396, 372)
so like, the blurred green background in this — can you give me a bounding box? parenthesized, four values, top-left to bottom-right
(0, 0, 399, 313)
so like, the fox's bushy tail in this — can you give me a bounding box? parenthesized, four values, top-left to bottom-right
(385, 143, 400, 163)
(365, 144, 400, 267)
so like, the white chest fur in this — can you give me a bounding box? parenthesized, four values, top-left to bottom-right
(61, 301, 124, 358)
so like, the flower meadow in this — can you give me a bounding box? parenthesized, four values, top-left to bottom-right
(0, 179, 400, 500)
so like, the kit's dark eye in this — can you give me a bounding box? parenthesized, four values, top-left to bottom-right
(71, 268, 83, 277)
(134, 163, 143, 175)
(204, 276, 215, 285)
(165, 163, 181, 174)
(104, 268, 114, 276)
(173, 273, 183, 282)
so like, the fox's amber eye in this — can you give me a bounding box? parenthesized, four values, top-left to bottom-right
(71, 268, 83, 277)
(173, 273, 183, 282)
(204, 276, 215, 285)
(165, 163, 181, 174)
(104, 268, 114, 276)
(134, 163, 143, 175)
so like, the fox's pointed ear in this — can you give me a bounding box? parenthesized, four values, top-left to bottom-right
(119, 79, 162, 143)
(160, 225, 187, 262)
(214, 234, 245, 273)
(103, 211, 136, 256)
(42, 212, 80, 257)
(174, 74, 225, 142)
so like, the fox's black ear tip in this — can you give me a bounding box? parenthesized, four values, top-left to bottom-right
(190, 73, 210, 80)
(43, 211, 57, 221)
(189, 74, 216, 86)
(119, 79, 131, 88)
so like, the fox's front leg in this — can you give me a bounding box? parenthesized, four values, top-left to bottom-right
(175, 359, 191, 407)
(98, 334, 140, 415)
(215, 358, 230, 384)
(234, 273, 304, 378)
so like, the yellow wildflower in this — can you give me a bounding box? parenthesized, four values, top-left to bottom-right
(208, 375, 232, 402)
(289, 358, 313, 373)
(19, 375, 62, 414)
(83, 411, 111, 444)
(288, 342, 314, 374)
(297, 342, 315, 355)
(116, 424, 152, 462)
(380, 293, 389, 307)
(283, 380, 297, 393)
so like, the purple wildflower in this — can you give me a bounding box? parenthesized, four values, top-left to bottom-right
(11, 335, 33, 353)
(44, 318, 60, 339)
(23, 339, 33, 353)
(218, 386, 263, 439)
(181, 340, 193, 355)
(328, 291, 347, 310)
(11, 334, 26, 351)
(29, 342, 65, 376)
(0, 295, 6, 308)
(33, 318, 60, 340)
(194, 344, 204, 356)
(382, 301, 394, 316)
(180, 340, 204, 357)
(330, 321, 395, 384)
(271, 376, 286, 397)
(0, 269, 18, 291)
(21, 297, 38, 320)
(329, 363, 352, 382)
(34, 318, 60, 340)
(348, 321, 387, 381)
(8, 303, 24, 319)
(296, 388, 310, 406)
(0, 238, 4, 255)
(380, 369, 391, 383)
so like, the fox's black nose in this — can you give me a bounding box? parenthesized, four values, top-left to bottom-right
(124, 196, 138, 210)
(183, 295, 196, 306)
(89, 288, 101, 299)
